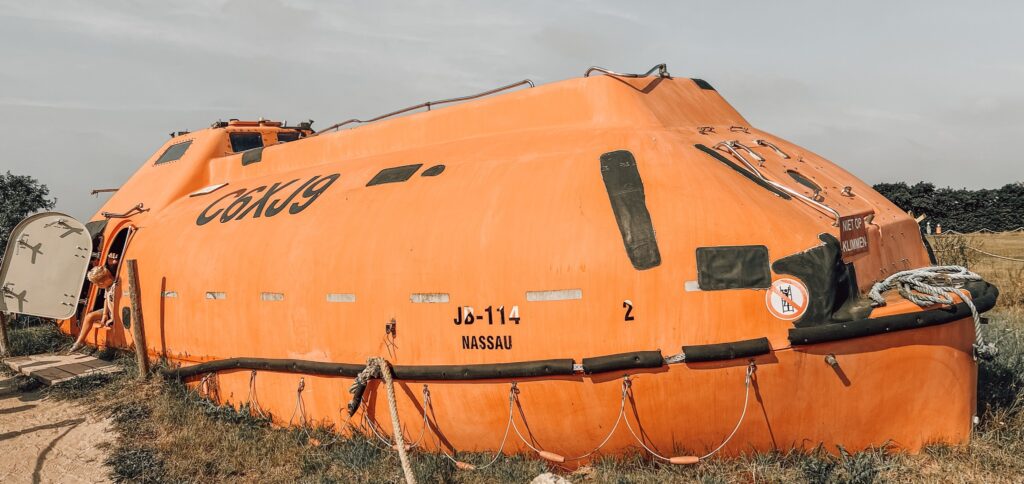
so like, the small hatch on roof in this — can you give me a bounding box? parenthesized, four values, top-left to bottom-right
(154, 140, 192, 165)
(230, 133, 263, 153)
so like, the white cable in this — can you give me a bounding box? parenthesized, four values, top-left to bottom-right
(564, 381, 629, 461)
(699, 364, 753, 460)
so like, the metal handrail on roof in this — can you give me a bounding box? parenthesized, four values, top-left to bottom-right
(584, 64, 671, 78)
(714, 140, 841, 225)
(316, 79, 535, 135)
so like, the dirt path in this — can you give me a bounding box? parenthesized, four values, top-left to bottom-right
(0, 375, 112, 484)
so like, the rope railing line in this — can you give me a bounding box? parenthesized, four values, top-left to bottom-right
(931, 246, 1024, 262)
(698, 363, 755, 460)
(349, 365, 755, 473)
(932, 228, 1024, 236)
(316, 79, 535, 135)
(966, 246, 1024, 263)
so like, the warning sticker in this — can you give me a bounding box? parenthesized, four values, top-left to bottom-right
(839, 211, 872, 262)
(766, 278, 809, 321)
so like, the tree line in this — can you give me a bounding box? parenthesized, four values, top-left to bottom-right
(0, 171, 55, 261)
(873, 182, 1024, 233)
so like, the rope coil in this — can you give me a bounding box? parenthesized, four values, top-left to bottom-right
(868, 266, 997, 360)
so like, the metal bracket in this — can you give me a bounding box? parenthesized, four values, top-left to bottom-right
(102, 203, 148, 219)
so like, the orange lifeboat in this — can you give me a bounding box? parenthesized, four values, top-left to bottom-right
(2, 64, 998, 464)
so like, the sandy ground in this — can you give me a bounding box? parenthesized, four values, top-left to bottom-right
(0, 375, 111, 484)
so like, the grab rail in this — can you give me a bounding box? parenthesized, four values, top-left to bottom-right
(102, 203, 148, 219)
(714, 141, 840, 225)
(729, 141, 765, 165)
(754, 139, 790, 159)
(316, 79, 535, 134)
(584, 63, 671, 78)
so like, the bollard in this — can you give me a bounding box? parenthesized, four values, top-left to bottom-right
(0, 312, 10, 357)
(126, 259, 150, 379)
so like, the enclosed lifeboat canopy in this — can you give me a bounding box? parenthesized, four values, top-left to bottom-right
(4, 64, 996, 465)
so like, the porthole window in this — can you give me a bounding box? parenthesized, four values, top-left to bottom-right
(786, 170, 821, 195)
(421, 165, 445, 176)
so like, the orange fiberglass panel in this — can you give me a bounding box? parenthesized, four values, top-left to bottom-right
(55, 71, 995, 464)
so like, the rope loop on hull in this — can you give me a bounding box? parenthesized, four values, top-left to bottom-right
(349, 359, 758, 472)
(289, 377, 307, 429)
(868, 266, 997, 360)
(353, 357, 417, 484)
(247, 370, 266, 419)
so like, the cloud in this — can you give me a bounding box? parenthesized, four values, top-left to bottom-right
(0, 0, 1020, 220)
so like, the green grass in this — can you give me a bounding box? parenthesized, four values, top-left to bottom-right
(6, 321, 70, 356)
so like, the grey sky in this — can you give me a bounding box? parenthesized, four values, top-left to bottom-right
(1, 1, 1021, 221)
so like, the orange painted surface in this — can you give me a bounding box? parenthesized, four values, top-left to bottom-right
(59, 75, 979, 460)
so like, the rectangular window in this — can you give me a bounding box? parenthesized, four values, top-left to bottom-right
(230, 132, 263, 153)
(367, 164, 423, 186)
(154, 140, 192, 165)
(277, 131, 300, 143)
(599, 150, 661, 270)
(696, 245, 771, 290)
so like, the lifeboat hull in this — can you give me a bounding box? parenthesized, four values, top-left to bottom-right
(51, 72, 995, 461)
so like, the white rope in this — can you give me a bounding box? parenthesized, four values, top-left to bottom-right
(868, 266, 996, 360)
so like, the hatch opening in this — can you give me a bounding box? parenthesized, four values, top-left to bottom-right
(89, 226, 131, 313)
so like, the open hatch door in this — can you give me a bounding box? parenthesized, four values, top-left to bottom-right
(1, 212, 92, 318)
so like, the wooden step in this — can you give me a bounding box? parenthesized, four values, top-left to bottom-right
(2, 353, 122, 385)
